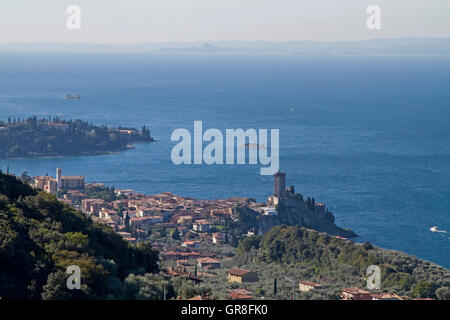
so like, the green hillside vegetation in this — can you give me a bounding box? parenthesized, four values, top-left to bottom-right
(2, 172, 449, 300)
(0, 117, 154, 158)
(234, 225, 450, 299)
(0, 172, 160, 299)
(83, 184, 118, 202)
(0, 171, 37, 199)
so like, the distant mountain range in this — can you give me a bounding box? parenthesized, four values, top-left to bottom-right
(1, 38, 450, 56)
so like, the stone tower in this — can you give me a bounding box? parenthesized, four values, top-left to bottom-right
(56, 166, 62, 190)
(273, 171, 286, 196)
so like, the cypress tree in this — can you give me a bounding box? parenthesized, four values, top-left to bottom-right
(273, 277, 278, 297)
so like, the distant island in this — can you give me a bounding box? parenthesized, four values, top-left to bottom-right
(0, 117, 155, 158)
(2, 38, 449, 56)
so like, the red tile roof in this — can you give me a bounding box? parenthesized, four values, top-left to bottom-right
(227, 268, 252, 276)
(229, 292, 253, 300)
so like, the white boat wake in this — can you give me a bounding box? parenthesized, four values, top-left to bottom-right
(430, 226, 447, 233)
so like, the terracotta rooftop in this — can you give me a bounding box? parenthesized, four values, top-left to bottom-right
(230, 288, 252, 295)
(299, 280, 322, 288)
(62, 175, 84, 179)
(227, 268, 253, 276)
(197, 257, 221, 264)
(342, 287, 371, 295)
(229, 292, 253, 300)
(187, 295, 209, 300)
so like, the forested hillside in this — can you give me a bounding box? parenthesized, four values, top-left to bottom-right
(235, 225, 450, 299)
(0, 172, 159, 299)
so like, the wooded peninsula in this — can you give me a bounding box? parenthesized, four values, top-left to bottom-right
(0, 117, 155, 158)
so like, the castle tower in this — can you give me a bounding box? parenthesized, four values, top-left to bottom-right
(273, 171, 286, 196)
(56, 166, 62, 190)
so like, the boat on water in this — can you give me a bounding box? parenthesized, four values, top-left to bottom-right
(66, 94, 81, 99)
(430, 226, 438, 232)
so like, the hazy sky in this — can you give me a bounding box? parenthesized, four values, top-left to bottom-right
(1, 0, 449, 44)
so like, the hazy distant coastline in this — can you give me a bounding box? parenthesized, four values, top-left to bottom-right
(1, 37, 450, 56)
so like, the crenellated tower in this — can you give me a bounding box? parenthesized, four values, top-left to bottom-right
(273, 171, 286, 197)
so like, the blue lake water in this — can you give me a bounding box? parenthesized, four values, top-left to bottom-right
(0, 53, 449, 268)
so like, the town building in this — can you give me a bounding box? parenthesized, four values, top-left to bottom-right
(64, 190, 86, 203)
(81, 199, 106, 215)
(230, 288, 253, 296)
(261, 207, 278, 216)
(177, 216, 194, 225)
(227, 268, 258, 283)
(176, 259, 191, 268)
(371, 293, 401, 300)
(229, 292, 253, 300)
(117, 231, 132, 238)
(164, 250, 202, 260)
(115, 189, 134, 197)
(130, 216, 163, 228)
(122, 237, 136, 244)
(164, 267, 203, 285)
(47, 122, 69, 131)
(182, 240, 200, 248)
(298, 281, 322, 292)
(33, 167, 84, 193)
(187, 295, 210, 300)
(340, 287, 372, 300)
(193, 219, 211, 232)
(33, 175, 58, 194)
(56, 166, 84, 190)
(210, 210, 230, 222)
(212, 232, 225, 244)
(197, 257, 221, 270)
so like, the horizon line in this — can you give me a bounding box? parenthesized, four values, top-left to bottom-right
(1, 36, 450, 47)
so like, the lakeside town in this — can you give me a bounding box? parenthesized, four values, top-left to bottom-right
(3, 165, 438, 300)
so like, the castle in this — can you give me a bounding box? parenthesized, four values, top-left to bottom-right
(268, 171, 327, 215)
(33, 166, 84, 194)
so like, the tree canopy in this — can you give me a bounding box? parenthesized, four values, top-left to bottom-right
(236, 225, 450, 299)
(0, 117, 154, 158)
(0, 173, 159, 299)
